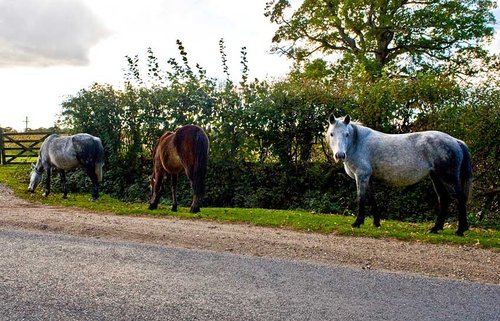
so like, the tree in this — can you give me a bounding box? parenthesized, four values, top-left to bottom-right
(265, 0, 496, 77)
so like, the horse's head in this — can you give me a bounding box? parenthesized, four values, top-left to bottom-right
(326, 113, 353, 163)
(28, 163, 43, 193)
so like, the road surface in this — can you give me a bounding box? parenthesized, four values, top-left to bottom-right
(1, 227, 498, 321)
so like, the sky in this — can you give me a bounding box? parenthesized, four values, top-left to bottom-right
(0, 0, 499, 131)
(0, 0, 296, 131)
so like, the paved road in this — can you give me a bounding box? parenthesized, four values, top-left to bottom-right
(0, 228, 498, 321)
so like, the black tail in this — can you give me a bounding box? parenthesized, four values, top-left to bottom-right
(73, 135, 105, 182)
(192, 129, 209, 199)
(458, 141, 473, 203)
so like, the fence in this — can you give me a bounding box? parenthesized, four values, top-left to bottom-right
(0, 129, 55, 165)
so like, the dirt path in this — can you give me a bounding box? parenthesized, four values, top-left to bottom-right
(0, 184, 498, 284)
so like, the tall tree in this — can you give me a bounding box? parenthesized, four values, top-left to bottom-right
(265, 0, 496, 77)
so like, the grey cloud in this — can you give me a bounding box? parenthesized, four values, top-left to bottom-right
(0, 0, 109, 67)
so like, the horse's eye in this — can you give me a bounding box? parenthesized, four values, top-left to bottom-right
(330, 133, 333, 137)
(346, 133, 349, 137)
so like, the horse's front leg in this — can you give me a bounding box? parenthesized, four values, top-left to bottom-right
(91, 178, 99, 202)
(186, 171, 201, 214)
(352, 175, 370, 228)
(171, 174, 178, 212)
(60, 170, 68, 199)
(43, 167, 51, 197)
(454, 183, 469, 236)
(148, 171, 164, 210)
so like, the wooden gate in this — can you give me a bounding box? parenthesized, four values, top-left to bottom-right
(0, 129, 55, 164)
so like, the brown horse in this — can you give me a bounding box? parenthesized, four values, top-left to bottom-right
(148, 124, 209, 213)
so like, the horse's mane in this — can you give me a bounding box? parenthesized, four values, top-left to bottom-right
(345, 116, 363, 126)
(349, 121, 361, 143)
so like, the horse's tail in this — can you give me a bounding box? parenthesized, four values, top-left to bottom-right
(191, 129, 209, 199)
(458, 140, 473, 203)
(94, 137, 105, 182)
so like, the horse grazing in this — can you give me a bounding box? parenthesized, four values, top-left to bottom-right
(28, 133, 105, 201)
(326, 114, 473, 236)
(149, 124, 209, 213)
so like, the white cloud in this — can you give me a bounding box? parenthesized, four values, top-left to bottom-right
(0, 0, 292, 130)
(0, 0, 109, 67)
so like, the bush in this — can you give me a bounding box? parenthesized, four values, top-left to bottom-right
(54, 44, 498, 229)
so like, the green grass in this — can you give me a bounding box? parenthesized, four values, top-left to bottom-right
(1, 164, 498, 249)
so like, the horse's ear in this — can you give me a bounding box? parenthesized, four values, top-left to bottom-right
(329, 113, 336, 124)
(344, 115, 351, 125)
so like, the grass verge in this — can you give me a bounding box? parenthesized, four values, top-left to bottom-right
(1, 164, 498, 249)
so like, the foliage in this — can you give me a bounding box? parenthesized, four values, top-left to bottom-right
(264, 0, 498, 134)
(252, 77, 339, 164)
(53, 33, 500, 229)
(349, 72, 461, 132)
(265, 0, 497, 78)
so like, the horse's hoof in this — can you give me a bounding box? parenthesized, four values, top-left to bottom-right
(429, 225, 443, 234)
(455, 229, 467, 237)
(373, 222, 381, 228)
(42, 193, 48, 197)
(171, 205, 178, 212)
(351, 222, 362, 228)
(190, 208, 200, 214)
(148, 204, 157, 210)
(428, 228, 440, 234)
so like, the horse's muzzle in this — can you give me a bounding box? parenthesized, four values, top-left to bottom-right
(28, 188, 34, 193)
(334, 152, 346, 162)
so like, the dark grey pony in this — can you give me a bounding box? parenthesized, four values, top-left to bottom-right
(28, 133, 105, 201)
(326, 114, 473, 236)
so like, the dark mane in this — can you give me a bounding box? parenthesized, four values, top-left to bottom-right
(350, 121, 360, 144)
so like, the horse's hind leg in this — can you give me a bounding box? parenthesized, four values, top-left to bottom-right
(85, 166, 99, 201)
(454, 184, 469, 236)
(185, 169, 200, 213)
(148, 171, 164, 210)
(190, 195, 201, 213)
(60, 170, 68, 198)
(429, 173, 450, 233)
(171, 174, 178, 212)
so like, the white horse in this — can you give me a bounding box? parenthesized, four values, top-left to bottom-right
(326, 114, 472, 236)
(28, 133, 105, 201)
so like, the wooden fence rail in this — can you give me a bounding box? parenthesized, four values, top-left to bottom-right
(0, 129, 56, 165)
